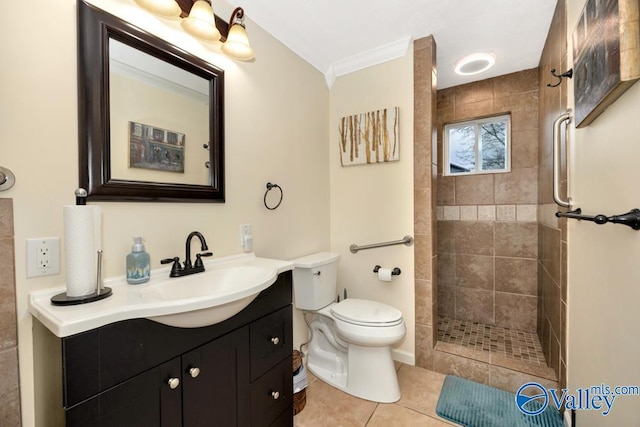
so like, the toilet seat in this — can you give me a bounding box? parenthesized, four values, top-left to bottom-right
(330, 299, 404, 327)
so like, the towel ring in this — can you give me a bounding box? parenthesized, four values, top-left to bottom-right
(264, 182, 283, 210)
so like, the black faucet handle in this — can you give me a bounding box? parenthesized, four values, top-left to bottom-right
(194, 252, 213, 268)
(161, 257, 182, 277)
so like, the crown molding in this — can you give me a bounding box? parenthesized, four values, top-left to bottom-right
(324, 36, 412, 89)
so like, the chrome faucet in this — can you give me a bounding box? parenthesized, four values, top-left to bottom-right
(161, 231, 212, 277)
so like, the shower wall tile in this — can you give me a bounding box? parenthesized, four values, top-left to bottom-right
(413, 36, 437, 369)
(437, 88, 455, 110)
(415, 279, 433, 326)
(455, 174, 494, 205)
(437, 221, 455, 253)
(517, 204, 538, 222)
(493, 68, 539, 95)
(488, 365, 557, 396)
(0, 200, 13, 237)
(433, 351, 490, 384)
(443, 206, 459, 221)
(0, 199, 19, 425)
(438, 285, 455, 319)
(543, 272, 562, 340)
(415, 324, 434, 369)
(414, 141, 432, 188)
(455, 222, 494, 256)
(455, 287, 494, 324)
(456, 99, 495, 120)
(0, 348, 21, 426)
(495, 257, 537, 296)
(438, 176, 455, 205)
(496, 205, 516, 221)
(414, 188, 432, 235)
(495, 292, 537, 332)
(512, 130, 539, 168)
(495, 222, 537, 258)
(511, 110, 538, 132)
(414, 234, 432, 281)
(437, 253, 455, 286)
(455, 254, 493, 290)
(0, 237, 17, 350)
(459, 205, 478, 221)
(455, 78, 495, 105)
(494, 167, 538, 204)
(478, 205, 496, 221)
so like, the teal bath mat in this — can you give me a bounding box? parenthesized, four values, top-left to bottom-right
(436, 375, 563, 427)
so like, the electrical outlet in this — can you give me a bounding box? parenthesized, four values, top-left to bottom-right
(27, 238, 60, 278)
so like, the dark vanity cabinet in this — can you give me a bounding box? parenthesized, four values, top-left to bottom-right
(62, 272, 294, 427)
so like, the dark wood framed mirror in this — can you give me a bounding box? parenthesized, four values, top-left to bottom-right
(78, 0, 225, 202)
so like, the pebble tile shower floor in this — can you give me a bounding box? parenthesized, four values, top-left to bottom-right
(437, 317, 547, 366)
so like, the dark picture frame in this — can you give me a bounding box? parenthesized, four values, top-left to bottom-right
(573, 0, 640, 128)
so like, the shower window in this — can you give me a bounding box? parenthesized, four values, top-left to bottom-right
(443, 114, 511, 176)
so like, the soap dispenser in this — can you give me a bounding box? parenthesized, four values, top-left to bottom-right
(126, 237, 150, 284)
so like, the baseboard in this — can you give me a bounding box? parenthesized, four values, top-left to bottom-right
(392, 349, 415, 366)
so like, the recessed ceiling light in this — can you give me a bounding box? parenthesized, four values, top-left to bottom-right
(454, 53, 496, 76)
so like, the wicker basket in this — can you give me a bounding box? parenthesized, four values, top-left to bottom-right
(292, 350, 306, 415)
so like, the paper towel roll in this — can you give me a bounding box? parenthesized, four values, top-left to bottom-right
(377, 267, 393, 282)
(64, 205, 102, 297)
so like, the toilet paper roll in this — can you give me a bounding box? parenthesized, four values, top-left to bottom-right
(377, 267, 393, 282)
(64, 205, 102, 297)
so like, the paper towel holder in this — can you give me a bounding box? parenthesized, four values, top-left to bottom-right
(373, 265, 401, 276)
(51, 250, 113, 306)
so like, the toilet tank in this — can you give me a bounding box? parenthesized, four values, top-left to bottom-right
(291, 252, 340, 310)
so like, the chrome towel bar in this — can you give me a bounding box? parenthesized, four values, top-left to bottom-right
(349, 235, 414, 254)
(553, 111, 572, 208)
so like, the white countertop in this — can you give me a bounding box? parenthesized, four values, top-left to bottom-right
(29, 253, 294, 338)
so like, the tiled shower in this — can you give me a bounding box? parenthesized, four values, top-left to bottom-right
(413, 0, 568, 394)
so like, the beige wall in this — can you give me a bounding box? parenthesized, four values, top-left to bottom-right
(328, 50, 415, 363)
(1, 0, 330, 425)
(567, 0, 640, 425)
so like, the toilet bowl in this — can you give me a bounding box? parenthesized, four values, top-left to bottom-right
(292, 252, 406, 403)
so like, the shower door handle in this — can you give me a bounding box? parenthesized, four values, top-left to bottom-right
(553, 111, 572, 208)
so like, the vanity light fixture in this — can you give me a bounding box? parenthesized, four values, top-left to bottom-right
(181, 0, 221, 42)
(134, 0, 181, 18)
(220, 8, 254, 60)
(134, 0, 254, 61)
(454, 53, 496, 76)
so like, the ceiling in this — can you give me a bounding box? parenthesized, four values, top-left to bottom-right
(232, 0, 558, 89)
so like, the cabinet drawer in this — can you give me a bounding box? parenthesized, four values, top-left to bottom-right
(250, 305, 292, 381)
(250, 356, 293, 427)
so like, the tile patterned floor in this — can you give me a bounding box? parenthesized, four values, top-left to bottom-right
(293, 364, 457, 427)
(437, 317, 547, 366)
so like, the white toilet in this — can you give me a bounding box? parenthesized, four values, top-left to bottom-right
(292, 252, 406, 403)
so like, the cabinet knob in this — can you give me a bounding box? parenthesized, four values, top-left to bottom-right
(271, 337, 280, 345)
(189, 367, 200, 378)
(271, 391, 280, 400)
(167, 377, 180, 390)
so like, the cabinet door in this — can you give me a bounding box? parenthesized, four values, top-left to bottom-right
(65, 358, 182, 427)
(182, 326, 250, 427)
(250, 306, 293, 381)
(250, 356, 293, 427)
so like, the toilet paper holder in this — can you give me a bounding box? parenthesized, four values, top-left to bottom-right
(373, 265, 401, 276)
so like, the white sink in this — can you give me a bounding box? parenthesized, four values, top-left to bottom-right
(28, 253, 295, 337)
(140, 265, 278, 327)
